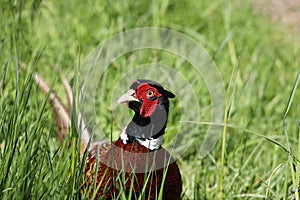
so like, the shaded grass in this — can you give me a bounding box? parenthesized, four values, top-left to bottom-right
(0, 0, 300, 199)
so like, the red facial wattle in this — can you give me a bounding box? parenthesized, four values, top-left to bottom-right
(135, 84, 162, 117)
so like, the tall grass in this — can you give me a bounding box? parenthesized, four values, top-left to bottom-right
(0, 0, 300, 199)
(283, 70, 300, 200)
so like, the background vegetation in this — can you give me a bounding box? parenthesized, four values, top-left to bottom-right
(0, 0, 299, 199)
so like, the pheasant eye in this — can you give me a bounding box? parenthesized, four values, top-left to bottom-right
(146, 90, 155, 98)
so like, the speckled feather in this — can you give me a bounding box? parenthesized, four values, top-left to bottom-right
(85, 138, 182, 200)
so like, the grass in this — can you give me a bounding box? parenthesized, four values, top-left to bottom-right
(1, 0, 300, 199)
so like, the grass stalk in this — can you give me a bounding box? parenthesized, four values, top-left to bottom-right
(219, 64, 237, 198)
(283, 69, 300, 200)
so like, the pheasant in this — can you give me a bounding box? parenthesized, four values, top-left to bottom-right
(34, 75, 182, 199)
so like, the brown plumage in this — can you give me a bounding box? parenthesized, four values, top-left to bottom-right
(85, 139, 181, 199)
(35, 75, 182, 199)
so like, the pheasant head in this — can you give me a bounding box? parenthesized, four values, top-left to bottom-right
(117, 79, 175, 150)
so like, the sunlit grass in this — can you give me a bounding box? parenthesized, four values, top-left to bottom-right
(1, 0, 300, 199)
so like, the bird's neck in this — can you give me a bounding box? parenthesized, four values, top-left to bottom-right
(120, 129, 164, 150)
(127, 106, 168, 137)
(120, 106, 169, 150)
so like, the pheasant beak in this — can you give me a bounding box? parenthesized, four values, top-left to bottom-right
(117, 89, 140, 104)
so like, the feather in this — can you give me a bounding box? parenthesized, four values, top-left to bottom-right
(34, 73, 70, 142)
(33, 72, 91, 153)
